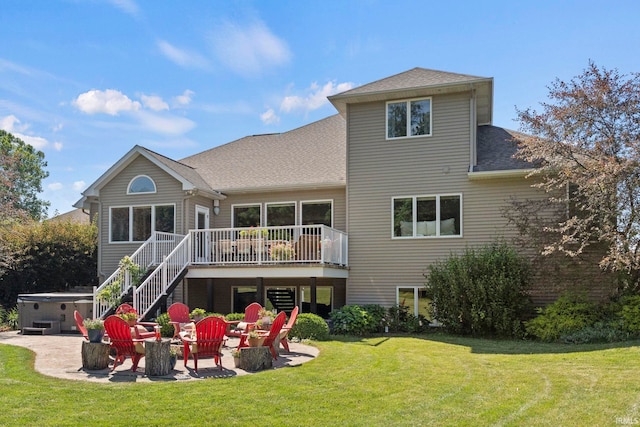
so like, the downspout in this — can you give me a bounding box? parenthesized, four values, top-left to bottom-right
(469, 86, 477, 172)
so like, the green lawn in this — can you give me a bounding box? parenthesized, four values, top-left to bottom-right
(1, 334, 639, 426)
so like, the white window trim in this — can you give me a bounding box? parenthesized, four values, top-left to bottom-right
(386, 96, 432, 140)
(108, 203, 176, 243)
(300, 199, 334, 228)
(396, 286, 425, 317)
(265, 201, 297, 226)
(391, 193, 463, 239)
(231, 203, 262, 228)
(126, 175, 157, 194)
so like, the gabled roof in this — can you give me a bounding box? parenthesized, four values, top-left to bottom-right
(329, 67, 493, 125)
(74, 146, 221, 209)
(180, 114, 346, 192)
(470, 125, 535, 178)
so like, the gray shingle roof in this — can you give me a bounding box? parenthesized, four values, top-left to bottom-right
(141, 147, 217, 194)
(333, 67, 490, 98)
(180, 114, 346, 192)
(475, 125, 535, 172)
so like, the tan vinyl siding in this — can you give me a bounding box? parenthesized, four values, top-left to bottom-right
(98, 155, 185, 278)
(211, 188, 346, 231)
(346, 92, 545, 306)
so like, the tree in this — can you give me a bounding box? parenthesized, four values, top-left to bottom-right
(0, 130, 49, 222)
(507, 62, 640, 292)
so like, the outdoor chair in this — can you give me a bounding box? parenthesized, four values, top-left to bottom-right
(238, 311, 287, 359)
(278, 306, 299, 352)
(74, 310, 89, 340)
(168, 302, 191, 339)
(181, 316, 227, 373)
(115, 303, 157, 339)
(294, 234, 321, 261)
(103, 315, 146, 372)
(226, 302, 262, 337)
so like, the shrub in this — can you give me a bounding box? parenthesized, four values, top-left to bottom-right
(156, 312, 174, 338)
(525, 293, 600, 342)
(289, 313, 329, 341)
(425, 242, 532, 338)
(618, 295, 640, 335)
(329, 305, 370, 335)
(224, 312, 244, 322)
(362, 304, 387, 333)
(387, 304, 428, 333)
(560, 321, 629, 344)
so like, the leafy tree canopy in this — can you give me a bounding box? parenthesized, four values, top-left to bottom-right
(0, 130, 49, 222)
(509, 61, 640, 291)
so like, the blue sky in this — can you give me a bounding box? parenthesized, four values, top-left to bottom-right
(2, 0, 640, 217)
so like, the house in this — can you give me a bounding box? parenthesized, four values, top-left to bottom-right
(75, 67, 550, 320)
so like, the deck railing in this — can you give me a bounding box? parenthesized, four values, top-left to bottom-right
(190, 225, 348, 266)
(93, 232, 185, 319)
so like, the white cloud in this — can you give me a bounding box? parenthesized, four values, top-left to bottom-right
(260, 108, 280, 125)
(136, 110, 196, 135)
(280, 81, 354, 113)
(173, 90, 194, 107)
(140, 94, 169, 111)
(157, 40, 209, 69)
(107, 0, 139, 17)
(53, 141, 63, 151)
(74, 89, 141, 115)
(210, 20, 291, 76)
(72, 181, 86, 191)
(0, 114, 50, 150)
(47, 182, 63, 191)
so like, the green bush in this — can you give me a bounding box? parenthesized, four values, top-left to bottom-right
(619, 295, 640, 334)
(329, 305, 370, 335)
(425, 242, 532, 338)
(362, 304, 386, 333)
(289, 313, 329, 341)
(525, 293, 601, 342)
(560, 321, 629, 344)
(387, 304, 428, 333)
(224, 312, 244, 322)
(155, 312, 174, 338)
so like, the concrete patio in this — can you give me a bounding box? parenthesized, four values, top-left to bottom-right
(0, 331, 318, 383)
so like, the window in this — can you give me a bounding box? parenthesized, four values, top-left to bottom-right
(233, 204, 261, 228)
(397, 287, 430, 319)
(110, 204, 175, 242)
(301, 286, 333, 318)
(393, 194, 461, 238)
(301, 200, 333, 227)
(266, 202, 296, 226)
(387, 97, 431, 139)
(127, 175, 156, 194)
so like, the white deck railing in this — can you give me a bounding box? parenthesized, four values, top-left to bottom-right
(190, 225, 348, 267)
(93, 232, 185, 319)
(94, 226, 348, 319)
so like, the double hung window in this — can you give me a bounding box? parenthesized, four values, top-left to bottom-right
(393, 194, 461, 238)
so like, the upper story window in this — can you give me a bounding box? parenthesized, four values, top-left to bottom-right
(233, 204, 261, 228)
(127, 175, 156, 194)
(110, 204, 175, 243)
(393, 194, 461, 238)
(301, 200, 333, 227)
(386, 97, 432, 139)
(266, 202, 296, 226)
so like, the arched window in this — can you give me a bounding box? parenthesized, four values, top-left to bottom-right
(127, 175, 156, 194)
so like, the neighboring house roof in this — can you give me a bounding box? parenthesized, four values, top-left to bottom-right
(180, 114, 346, 193)
(47, 208, 90, 224)
(329, 67, 493, 125)
(74, 145, 222, 209)
(470, 125, 536, 178)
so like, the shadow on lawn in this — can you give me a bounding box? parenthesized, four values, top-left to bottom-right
(331, 332, 640, 355)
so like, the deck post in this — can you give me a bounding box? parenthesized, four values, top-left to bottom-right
(310, 277, 317, 314)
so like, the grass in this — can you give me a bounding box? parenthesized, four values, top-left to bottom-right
(1, 334, 639, 426)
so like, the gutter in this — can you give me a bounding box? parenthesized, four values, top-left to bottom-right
(467, 169, 535, 180)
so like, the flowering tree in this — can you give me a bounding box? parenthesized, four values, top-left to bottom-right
(506, 62, 640, 292)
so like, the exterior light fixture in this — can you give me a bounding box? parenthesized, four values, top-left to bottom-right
(213, 199, 220, 216)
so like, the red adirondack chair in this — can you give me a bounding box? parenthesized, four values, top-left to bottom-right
(239, 311, 287, 359)
(227, 302, 263, 337)
(74, 310, 88, 340)
(115, 303, 135, 314)
(278, 306, 299, 352)
(104, 315, 146, 372)
(115, 303, 157, 339)
(181, 316, 227, 373)
(168, 302, 191, 339)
